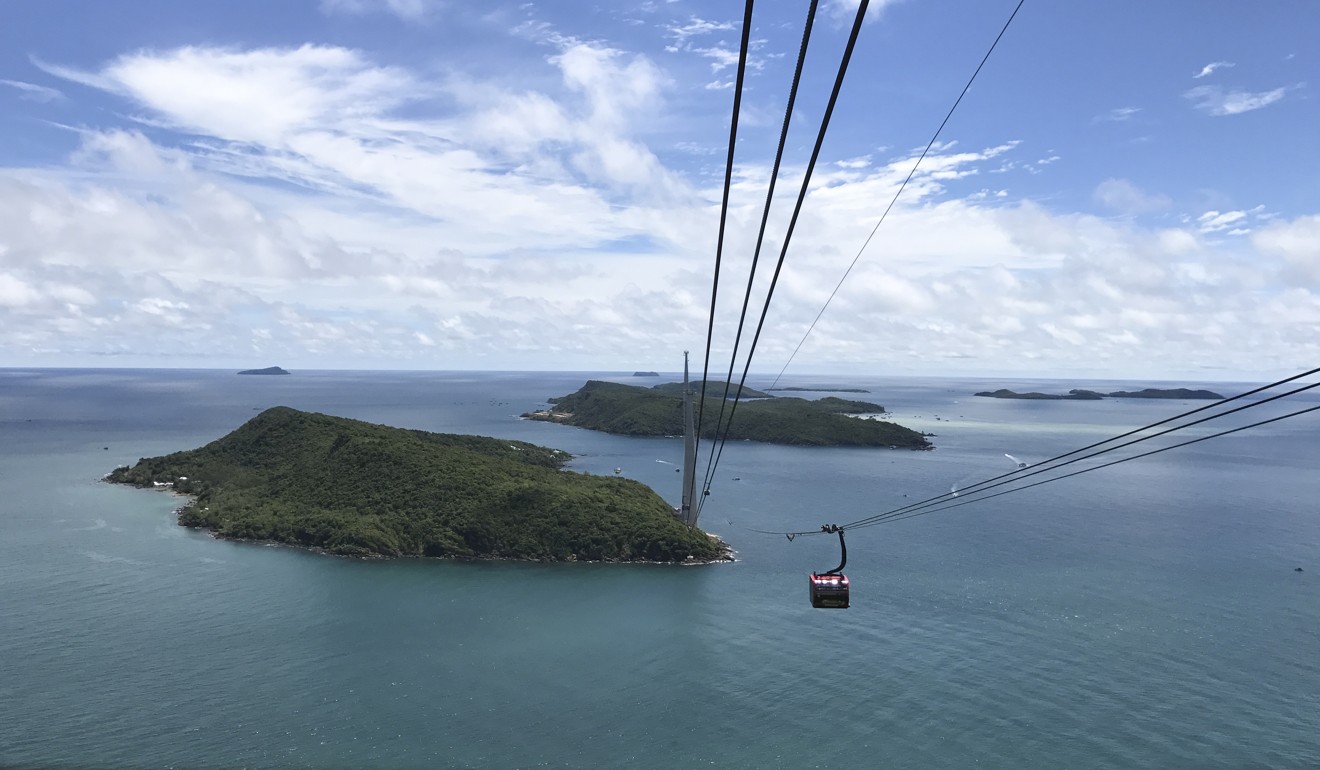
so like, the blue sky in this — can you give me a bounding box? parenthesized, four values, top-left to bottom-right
(0, 0, 1316, 379)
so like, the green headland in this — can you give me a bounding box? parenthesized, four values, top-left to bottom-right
(523, 380, 932, 448)
(107, 407, 728, 562)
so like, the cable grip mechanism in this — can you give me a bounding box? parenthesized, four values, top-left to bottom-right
(819, 524, 846, 576)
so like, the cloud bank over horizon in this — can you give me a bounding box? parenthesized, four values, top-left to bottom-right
(1, 2, 1317, 380)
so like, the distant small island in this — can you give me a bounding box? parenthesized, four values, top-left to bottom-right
(976, 387, 1224, 401)
(975, 388, 1104, 401)
(766, 387, 871, 394)
(1106, 388, 1224, 400)
(106, 407, 728, 563)
(524, 380, 931, 448)
(632, 371, 659, 377)
(237, 366, 290, 375)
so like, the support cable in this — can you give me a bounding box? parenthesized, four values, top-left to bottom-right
(753, 366, 1320, 536)
(698, 0, 871, 518)
(699, 0, 821, 498)
(696, 0, 757, 444)
(769, 0, 1026, 390)
(839, 376, 1320, 530)
(848, 401, 1320, 530)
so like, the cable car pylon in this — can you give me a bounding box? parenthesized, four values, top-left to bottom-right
(678, 351, 700, 528)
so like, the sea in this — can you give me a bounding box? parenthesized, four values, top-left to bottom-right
(1, 368, 1316, 769)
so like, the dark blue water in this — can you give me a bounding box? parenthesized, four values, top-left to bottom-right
(2, 369, 1317, 768)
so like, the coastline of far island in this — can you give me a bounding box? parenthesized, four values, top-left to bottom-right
(105, 407, 730, 563)
(237, 366, 290, 375)
(522, 380, 932, 448)
(766, 387, 871, 393)
(975, 387, 1225, 401)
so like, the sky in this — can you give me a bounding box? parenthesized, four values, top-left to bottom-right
(0, 0, 1316, 380)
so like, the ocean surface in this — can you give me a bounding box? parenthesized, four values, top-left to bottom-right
(1, 369, 1317, 769)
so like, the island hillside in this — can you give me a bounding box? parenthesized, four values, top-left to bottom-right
(975, 387, 1223, 400)
(767, 387, 871, 393)
(524, 380, 931, 448)
(238, 366, 290, 375)
(1107, 388, 1224, 399)
(974, 388, 1104, 400)
(649, 380, 771, 399)
(107, 407, 726, 562)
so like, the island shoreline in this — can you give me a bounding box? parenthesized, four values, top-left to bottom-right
(103, 471, 736, 565)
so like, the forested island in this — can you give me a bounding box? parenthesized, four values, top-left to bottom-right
(1106, 388, 1224, 399)
(237, 366, 289, 375)
(523, 380, 931, 448)
(106, 407, 728, 562)
(976, 387, 1224, 400)
(766, 387, 871, 393)
(975, 388, 1104, 400)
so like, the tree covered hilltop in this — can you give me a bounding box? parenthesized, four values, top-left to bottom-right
(974, 388, 1104, 400)
(524, 380, 932, 448)
(1106, 387, 1224, 399)
(107, 407, 728, 562)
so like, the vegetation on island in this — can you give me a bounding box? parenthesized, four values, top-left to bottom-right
(975, 388, 1104, 400)
(523, 380, 931, 448)
(1107, 388, 1224, 400)
(976, 387, 1224, 401)
(237, 366, 290, 375)
(106, 407, 726, 562)
(766, 387, 871, 393)
(649, 380, 772, 399)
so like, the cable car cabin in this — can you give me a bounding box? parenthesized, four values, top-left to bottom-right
(809, 572, 850, 609)
(807, 525, 850, 608)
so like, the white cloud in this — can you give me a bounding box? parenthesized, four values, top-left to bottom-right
(1253, 214, 1320, 284)
(1192, 61, 1235, 79)
(554, 44, 666, 132)
(0, 79, 64, 102)
(825, 0, 904, 23)
(1184, 84, 1294, 116)
(1094, 106, 1140, 123)
(1093, 178, 1170, 215)
(6, 40, 1319, 377)
(665, 17, 735, 43)
(5, 139, 1317, 375)
(319, 0, 436, 21)
(41, 43, 696, 256)
(0, 273, 42, 308)
(45, 45, 416, 145)
(1198, 209, 1248, 233)
(660, 17, 785, 75)
(692, 45, 740, 73)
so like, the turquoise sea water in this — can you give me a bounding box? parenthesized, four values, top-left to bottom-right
(1, 369, 1317, 769)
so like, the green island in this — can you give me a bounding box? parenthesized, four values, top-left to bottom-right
(1106, 388, 1224, 399)
(766, 387, 871, 393)
(237, 366, 289, 375)
(975, 387, 1224, 400)
(975, 388, 1104, 400)
(523, 380, 932, 448)
(106, 407, 728, 562)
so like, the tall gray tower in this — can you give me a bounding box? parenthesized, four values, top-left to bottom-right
(679, 351, 699, 527)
